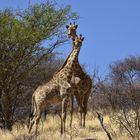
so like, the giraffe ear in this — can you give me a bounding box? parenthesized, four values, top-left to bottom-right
(75, 24, 78, 29)
(81, 37, 84, 41)
(66, 25, 69, 29)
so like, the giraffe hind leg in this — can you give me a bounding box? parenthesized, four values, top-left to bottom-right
(69, 94, 74, 128)
(35, 113, 41, 137)
(28, 112, 41, 136)
(28, 115, 36, 133)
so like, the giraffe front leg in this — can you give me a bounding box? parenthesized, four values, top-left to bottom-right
(82, 93, 90, 128)
(60, 83, 71, 134)
(78, 98, 83, 127)
(69, 94, 74, 128)
(79, 106, 83, 127)
(82, 101, 87, 128)
(61, 95, 68, 134)
(75, 95, 82, 127)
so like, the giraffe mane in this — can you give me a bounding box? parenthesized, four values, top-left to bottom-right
(54, 51, 73, 74)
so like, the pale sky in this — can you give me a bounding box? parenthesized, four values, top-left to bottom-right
(1, 0, 140, 76)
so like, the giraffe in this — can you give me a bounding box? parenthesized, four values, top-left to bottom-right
(28, 35, 84, 135)
(66, 22, 78, 40)
(65, 23, 92, 127)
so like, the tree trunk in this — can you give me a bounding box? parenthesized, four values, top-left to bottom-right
(1, 90, 13, 130)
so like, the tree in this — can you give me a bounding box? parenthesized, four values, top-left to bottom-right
(109, 56, 140, 109)
(108, 56, 140, 139)
(0, 1, 78, 130)
(90, 56, 140, 139)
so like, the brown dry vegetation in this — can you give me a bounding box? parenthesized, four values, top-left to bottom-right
(0, 112, 133, 140)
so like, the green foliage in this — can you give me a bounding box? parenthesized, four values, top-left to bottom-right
(0, 1, 78, 86)
(0, 1, 78, 129)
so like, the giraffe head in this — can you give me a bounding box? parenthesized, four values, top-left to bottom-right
(73, 34, 84, 49)
(66, 22, 78, 40)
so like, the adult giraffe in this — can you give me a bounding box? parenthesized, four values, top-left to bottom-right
(57, 23, 92, 127)
(28, 35, 84, 135)
(66, 23, 92, 127)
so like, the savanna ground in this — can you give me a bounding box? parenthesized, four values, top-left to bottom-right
(0, 112, 132, 140)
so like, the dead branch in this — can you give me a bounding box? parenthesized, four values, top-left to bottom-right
(96, 112, 112, 140)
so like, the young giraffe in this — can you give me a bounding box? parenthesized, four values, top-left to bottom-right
(65, 23, 92, 127)
(28, 35, 84, 135)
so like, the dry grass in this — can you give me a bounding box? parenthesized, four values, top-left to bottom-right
(0, 112, 133, 140)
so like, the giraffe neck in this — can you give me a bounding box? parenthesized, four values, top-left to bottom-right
(65, 47, 80, 69)
(71, 34, 77, 41)
(54, 46, 79, 75)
